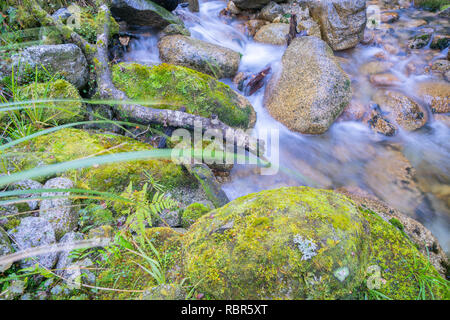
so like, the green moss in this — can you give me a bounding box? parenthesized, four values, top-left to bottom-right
(415, 0, 450, 11)
(389, 217, 404, 232)
(78, 204, 114, 232)
(183, 187, 447, 300)
(96, 228, 184, 300)
(2, 217, 21, 231)
(14, 79, 84, 125)
(430, 37, 450, 50)
(74, 9, 119, 43)
(358, 206, 447, 300)
(112, 63, 255, 129)
(181, 202, 211, 228)
(3, 128, 193, 191)
(183, 187, 370, 299)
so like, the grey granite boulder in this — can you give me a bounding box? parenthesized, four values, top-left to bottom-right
(13, 44, 89, 89)
(265, 36, 351, 134)
(8, 217, 57, 269)
(306, 0, 367, 50)
(40, 178, 78, 240)
(158, 35, 241, 78)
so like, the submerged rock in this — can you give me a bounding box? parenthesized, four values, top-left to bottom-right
(372, 90, 428, 131)
(359, 61, 394, 75)
(409, 32, 432, 49)
(380, 11, 399, 23)
(110, 0, 182, 28)
(158, 35, 241, 79)
(265, 36, 351, 134)
(254, 23, 290, 45)
(12, 44, 89, 89)
(306, 0, 367, 50)
(364, 148, 428, 221)
(112, 63, 255, 128)
(369, 73, 402, 87)
(8, 217, 57, 269)
(183, 187, 446, 299)
(415, 81, 450, 113)
(362, 105, 398, 136)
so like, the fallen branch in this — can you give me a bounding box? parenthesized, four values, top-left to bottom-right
(245, 66, 271, 96)
(29, 1, 265, 156)
(95, 4, 264, 156)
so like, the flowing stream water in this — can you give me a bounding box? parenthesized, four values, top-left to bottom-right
(123, 0, 450, 251)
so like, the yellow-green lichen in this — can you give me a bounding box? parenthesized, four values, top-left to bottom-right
(3, 128, 193, 191)
(183, 187, 370, 299)
(181, 202, 211, 228)
(111, 63, 255, 129)
(183, 187, 447, 300)
(358, 206, 448, 300)
(13, 79, 84, 125)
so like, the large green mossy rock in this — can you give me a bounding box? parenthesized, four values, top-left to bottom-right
(3, 128, 192, 192)
(111, 63, 255, 129)
(183, 187, 447, 300)
(184, 187, 369, 299)
(14, 79, 84, 125)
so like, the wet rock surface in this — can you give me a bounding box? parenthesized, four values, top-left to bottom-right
(372, 90, 428, 131)
(111, 0, 182, 27)
(265, 36, 351, 134)
(415, 81, 450, 113)
(158, 35, 241, 78)
(254, 23, 290, 45)
(306, 0, 367, 50)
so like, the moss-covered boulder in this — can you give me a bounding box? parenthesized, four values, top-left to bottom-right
(183, 187, 370, 299)
(358, 206, 447, 300)
(183, 187, 447, 300)
(5, 0, 65, 29)
(73, 7, 119, 43)
(112, 63, 255, 129)
(14, 79, 84, 125)
(181, 202, 211, 228)
(3, 128, 192, 192)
